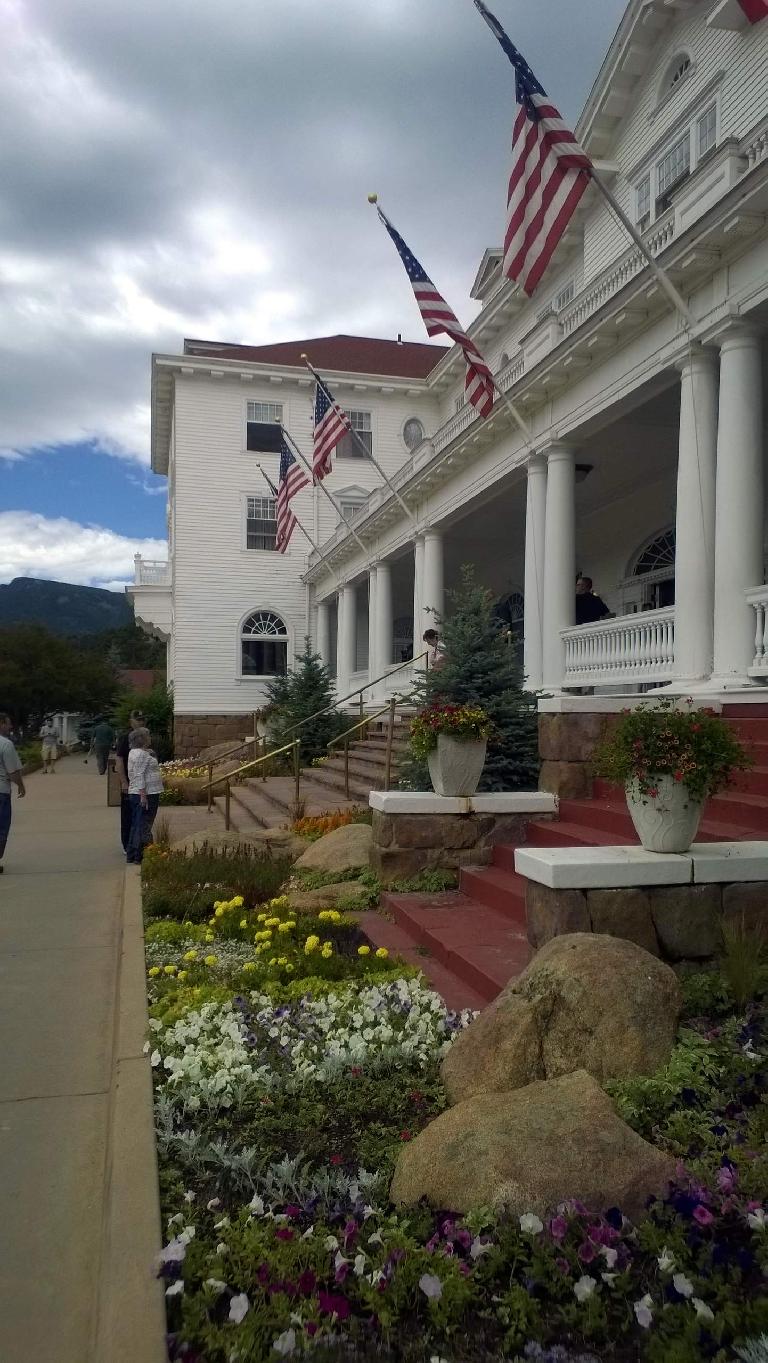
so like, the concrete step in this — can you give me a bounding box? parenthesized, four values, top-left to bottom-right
(303, 764, 377, 801)
(382, 891, 530, 1002)
(458, 865, 527, 927)
(235, 775, 359, 821)
(354, 912, 486, 1012)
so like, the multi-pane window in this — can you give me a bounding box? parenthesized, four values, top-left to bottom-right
(697, 104, 717, 160)
(554, 279, 575, 312)
(403, 417, 425, 451)
(657, 133, 691, 199)
(246, 400, 283, 453)
(241, 610, 288, 676)
(246, 496, 277, 551)
(636, 174, 651, 226)
(337, 409, 372, 458)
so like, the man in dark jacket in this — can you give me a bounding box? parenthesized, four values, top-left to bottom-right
(575, 576, 611, 626)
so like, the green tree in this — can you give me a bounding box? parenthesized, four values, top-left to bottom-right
(0, 624, 118, 725)
(265, 638, 347, 764)
(113, 682, 174, 760)
(399, 565, 539, 792)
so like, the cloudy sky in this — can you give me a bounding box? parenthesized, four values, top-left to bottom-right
(0, 0, 626, 590)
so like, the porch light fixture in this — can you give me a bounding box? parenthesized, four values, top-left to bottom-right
(575, 463, 594, 483)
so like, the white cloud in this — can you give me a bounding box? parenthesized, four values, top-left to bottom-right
(0, 510, 166, 589)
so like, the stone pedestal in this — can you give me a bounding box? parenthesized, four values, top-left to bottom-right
(369, 791, 557, 881)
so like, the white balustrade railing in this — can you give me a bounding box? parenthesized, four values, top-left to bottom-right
(562, 607, 675, 689)
(746, 585, 768, 676)
(134, 556, 171, 586)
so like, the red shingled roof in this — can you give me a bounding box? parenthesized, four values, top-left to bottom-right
(183, 333, 448, 380)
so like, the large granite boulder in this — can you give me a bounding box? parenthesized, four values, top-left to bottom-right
(391, 1070, 675, 1220)
(442, 933, 681, 1103)
(294, 823, 373, 875)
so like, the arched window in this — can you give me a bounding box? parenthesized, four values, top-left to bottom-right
(629, 529, 676, 609)
(241, 610, 288, 677)
(403, 417, 425, 452)
(662, 53, 691, 98)
(632, 528, 676, 578)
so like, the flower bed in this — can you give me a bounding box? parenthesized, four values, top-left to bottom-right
(144, 849, 768, 1361)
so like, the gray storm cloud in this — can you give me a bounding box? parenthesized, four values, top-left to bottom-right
(0, 0, 626, 464)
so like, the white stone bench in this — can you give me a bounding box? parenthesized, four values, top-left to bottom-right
(515, 842, 768, 888)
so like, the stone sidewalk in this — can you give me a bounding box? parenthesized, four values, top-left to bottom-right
(0, 756, 164, 1362)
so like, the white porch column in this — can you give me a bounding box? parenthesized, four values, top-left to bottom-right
(316, 599, 331, 671)
(336, 584, 356, 696)
(375, 560, 393, 675)
(672, 347, 718, 683)
(412, 536, 425, 657)
(711, 328, 764, 686)
(523, 454, 547, 690)
(367, 566, 378, 684)
(542, 444, 576, 690)
(421, 530, 444, 631)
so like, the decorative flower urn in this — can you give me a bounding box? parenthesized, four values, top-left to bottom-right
(625, 774, 703, 853)
(427, 735, 487, 798)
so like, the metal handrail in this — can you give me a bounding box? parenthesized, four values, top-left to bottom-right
(201, 738, 301, 832)
(201, 738, 300, 792)
(283, 650, 429, 736)
(326, 692, 414, 797)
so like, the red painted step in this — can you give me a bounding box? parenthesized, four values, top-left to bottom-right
(459, 865, 527, 925)
(381, 892, 530, 1003)
(354, 911, 486, 1012)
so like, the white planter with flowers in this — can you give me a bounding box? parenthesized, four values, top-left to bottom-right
(625, 774, 703, 854)
(427, 735, 488, 798)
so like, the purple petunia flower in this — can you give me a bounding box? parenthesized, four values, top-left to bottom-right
(549, 1216, 568, 1242)
(693, 1205, 715, 1227)
(578, 1241, 597, 1264)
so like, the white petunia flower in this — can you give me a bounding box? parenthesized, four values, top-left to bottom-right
(367, 1230, 384, 1248)
(657, 1247, 675, 1272)
(353, 1253, 367, 1276)
(334, 1251, 348, 1273)
(419, 1273, 443, 1300)
(601, 1272, 617, 1286)
(519, 1213, 544, 1235)
(634, 1294, 654, 1328)
(216, 1242, 229, 1256)
(324, 1234, 339, 1251)
(470, 1237, 492, 1260)
(600, 1246, 618, 1269)
(204, 1279, 227, 1294)
(207, 1198, 221, 1211)
(574, 1275, 597, 1303)
(228, 1292, 250, 1324)
(272, 1328, 296, 1356)
(301, 1225, 315, 1240)
(692, 1298, 715, 1321)
(183, 1190, 196, 1203)
(165, 1280, 184, 1297)
(150, 1050, 161, 1067)
(156, 1237, 186, 1268)
(673, 1273, 694, 1299)
(747, 1209, 766, 1231)
(248, 1194, 265, 1216)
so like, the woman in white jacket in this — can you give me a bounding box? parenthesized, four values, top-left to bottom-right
(125, 727, 164, 864)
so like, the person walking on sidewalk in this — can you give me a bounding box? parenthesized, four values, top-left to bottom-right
(114, 709, 146, 853)
(90, 716, 115, 775)
(0, 713, 25, 872)
(125, 727, 164, 864)
(39, 716, 59, 774)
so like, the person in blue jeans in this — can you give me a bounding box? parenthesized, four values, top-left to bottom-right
(126, 727, 164, 864)
(0, 713, 26, 872)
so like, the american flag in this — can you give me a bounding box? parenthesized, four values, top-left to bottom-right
(377, 208, 494, 418)
(312, 377, 351, 481)
(275, 434, 309, 553)
(738, 0, 767, 21)
(473, 0, 592, 297)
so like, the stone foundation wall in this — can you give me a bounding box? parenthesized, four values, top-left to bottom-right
(538, 712, 622, 799)
(526, 879, 767, 966)
(174, 714, 252, 758)
(372, 809, 554, 881)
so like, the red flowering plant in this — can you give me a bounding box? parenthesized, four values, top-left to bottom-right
(593, 698, 750, 804)
(409, 701, 492, 761)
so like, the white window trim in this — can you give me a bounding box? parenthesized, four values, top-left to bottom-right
(243, 397, 287, 452)
(241, 491, 278, 553)
(337, 407, 375, 459)
(401, 416, 426, 452)
(236, 606, 292, 682)
(657, 52, 694, 110)
(632, 90, 721, 227)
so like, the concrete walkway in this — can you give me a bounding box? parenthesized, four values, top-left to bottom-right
(0, 756, 159, 1361)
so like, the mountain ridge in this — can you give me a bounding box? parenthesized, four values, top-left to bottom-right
(0, 577, 133, 635)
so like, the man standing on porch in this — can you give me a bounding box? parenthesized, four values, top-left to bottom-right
(575, 576, 610, 626)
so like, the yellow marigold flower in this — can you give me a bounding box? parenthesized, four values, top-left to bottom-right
(321, 946, 333, 959)
(257, 913, 267, 923)
(270, 895, 288, 909)
(232, 895, 244, 908)
(375, 947, 389, 959)
(204, 933, 214, 943)
(277, 922, 293, 934)
(214, 907, 225, 918)
(265, 917, 280, 928)
(357, 945, 371, 956)
(204, 955, 217, 966)
(177, 970, 188, 981)
(164, 964, 177, 975)
(268, 958, 277, 966)
(148, 966, 161, 978)
(242, 962, 256, 973)
(277, 956, 288, 966)
(239, 919, 247, 929)
(213, 901, 221, 910)
(285, 964, 295, 973)
(183, 950, 198, 962)
(304, 935, 320, 953)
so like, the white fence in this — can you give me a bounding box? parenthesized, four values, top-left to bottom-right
(746, 585, 768, 677)
(562, 607, 675, 689)
(134, 556, 170, 586)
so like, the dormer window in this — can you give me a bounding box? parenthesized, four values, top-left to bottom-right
(633, 100, 718, 226)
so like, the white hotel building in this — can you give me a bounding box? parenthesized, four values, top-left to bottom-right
(131, 0, 768, 760)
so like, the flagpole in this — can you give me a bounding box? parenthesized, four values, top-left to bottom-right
(255, 461, 330, 562)
(301, 354, 417, 527)
(281, 426, 372, 563)
(589, 171, 695, 332)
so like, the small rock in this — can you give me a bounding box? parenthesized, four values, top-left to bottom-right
(442, 932, 681, 1103)
(294, 823, 373, 875)
(288, 881, 367, 912)
(391, 1069, 675, 1220)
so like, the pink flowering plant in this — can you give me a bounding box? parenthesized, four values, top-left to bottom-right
(593, 698, 750, 804)
(409, 701, 492, 761)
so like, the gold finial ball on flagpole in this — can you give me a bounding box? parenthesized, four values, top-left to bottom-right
(367, 192, 378, 204)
